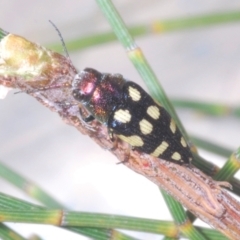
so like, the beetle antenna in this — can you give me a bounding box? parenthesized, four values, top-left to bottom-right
(48, 20, 74, 68)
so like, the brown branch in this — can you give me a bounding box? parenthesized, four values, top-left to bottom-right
(1, 33, 240, 239)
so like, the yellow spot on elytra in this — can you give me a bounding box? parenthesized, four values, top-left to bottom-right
(181, 137, 187, 147)
(128, 86, 141, 101)
(147, 105, 160, 120)
(170, 119, 176, 133)
(139, 119, 153, 135)
(117, 135, 144, 147)
(114, 109, 131, 123)
(151, 141, 169, 157)
(171, 152, 181, 161)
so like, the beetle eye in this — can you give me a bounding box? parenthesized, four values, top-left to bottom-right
(72, 89, 82, 101)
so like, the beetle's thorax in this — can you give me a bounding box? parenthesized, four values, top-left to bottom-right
(72, 68, 126, 124)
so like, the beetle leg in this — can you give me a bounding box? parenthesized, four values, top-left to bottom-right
(79, 108, 96, 131)
(117, 146, 131, 165)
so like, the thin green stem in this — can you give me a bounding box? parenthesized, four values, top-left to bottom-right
(172, 99, 231, 116)
(0, 161, 64, 208)
(0, 196, 176, 236)
(161, 190, 187, 224)
(161, 190, 206, 240)
(67, 228, 140, 240)
(214, 147, 240, 181)
(48, 11, 240, 53)
(0, 28, 8, 41)
(153, 11, 240, 32)
(195, 227, 228, 240)
(191, 136, 233, 158)
(0, 207, 221, 238)
(172, 99, 240, 117)
(0, 223, 27, 240)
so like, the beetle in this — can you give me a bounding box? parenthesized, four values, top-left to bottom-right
(72, 67, 192, 164)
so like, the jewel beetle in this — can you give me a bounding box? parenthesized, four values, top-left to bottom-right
(72, 67, 192, 164)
